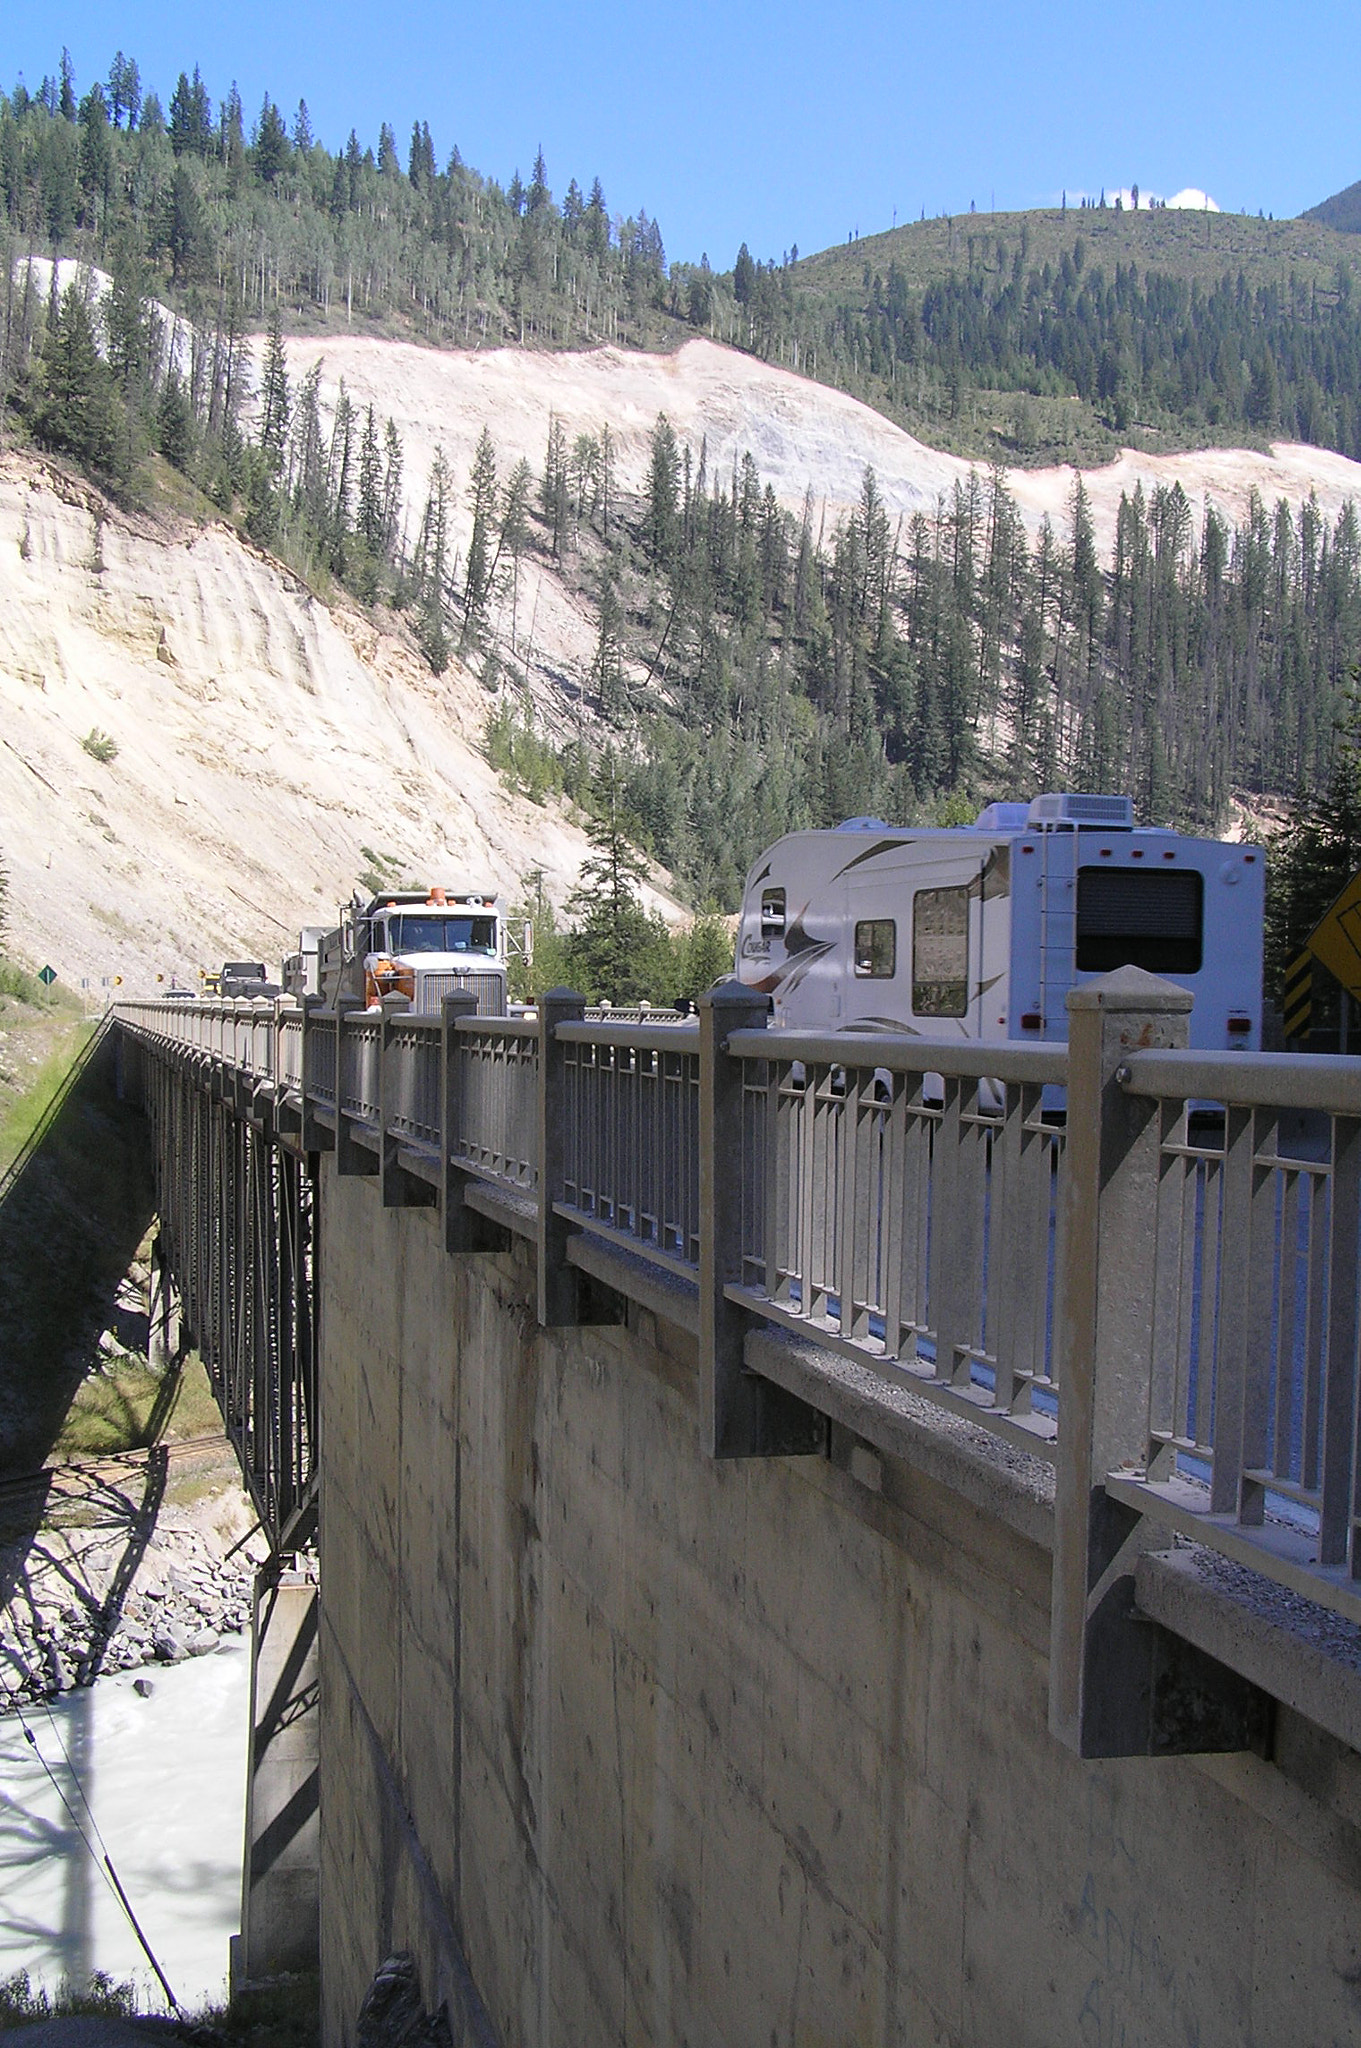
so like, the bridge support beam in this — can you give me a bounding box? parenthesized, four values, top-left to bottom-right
(232, 1566, 320, 1993)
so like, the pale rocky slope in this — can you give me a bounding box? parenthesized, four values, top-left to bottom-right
(6, 325, 1361, 995)
(0, 451, 670, 995)
(283, 331, 1361, 571)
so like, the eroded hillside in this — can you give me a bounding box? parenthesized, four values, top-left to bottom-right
(0, 451, 670, 993)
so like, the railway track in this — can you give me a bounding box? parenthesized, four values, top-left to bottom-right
(0, 1434, 235, 1515)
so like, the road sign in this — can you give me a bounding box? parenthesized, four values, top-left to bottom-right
(37, 965, 55, 986)
(1282, 950, 1312, 1041)
(1306, 871, 1361, 999)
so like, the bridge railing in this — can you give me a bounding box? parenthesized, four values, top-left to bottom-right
(554, 1018, 701, 1271)
(1100, 1047, 1361, 1621)
(723, 1026, 1067, 1454)
(452, 1013, 539, 1194)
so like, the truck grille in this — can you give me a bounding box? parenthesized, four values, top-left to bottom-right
(414, 969, 505, 1015)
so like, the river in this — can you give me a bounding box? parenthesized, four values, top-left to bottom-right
(0, 1638, 249, 2012)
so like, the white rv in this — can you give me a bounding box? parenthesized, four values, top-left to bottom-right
(734, 793, 1264, 1050)
(319, 888, 519, 1015)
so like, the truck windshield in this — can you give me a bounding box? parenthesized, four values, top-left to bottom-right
(388, 915, 497, 956)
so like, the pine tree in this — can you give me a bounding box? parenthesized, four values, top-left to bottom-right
(463, 426, 499, 637)
(257, 304, 290, 471)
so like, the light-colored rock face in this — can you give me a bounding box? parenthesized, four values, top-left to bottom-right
(0, 454, 657, 995)
(282, 331, 1361, 559)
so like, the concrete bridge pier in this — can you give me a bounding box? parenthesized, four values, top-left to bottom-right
(231, 1566, 320, 1994)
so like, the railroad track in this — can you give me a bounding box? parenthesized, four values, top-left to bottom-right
(0, 1434, 235, 1512)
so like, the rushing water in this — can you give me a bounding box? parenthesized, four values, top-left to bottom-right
(0, 1638, 249, 2011)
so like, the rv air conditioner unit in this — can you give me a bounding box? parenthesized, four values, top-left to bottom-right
(1026, 792, 1134, 828)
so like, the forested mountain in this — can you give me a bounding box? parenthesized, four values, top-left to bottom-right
(1304, 180, 1361, 238)
(6, 46, 1361, 953)
(5, 48, 1361, 472)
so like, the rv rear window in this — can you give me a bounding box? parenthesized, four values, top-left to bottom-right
(1076, 867, 1203, 974)
(854, 919, 896, 978)
(913, 888, 969, 1017)
(760, 888, 786, 937)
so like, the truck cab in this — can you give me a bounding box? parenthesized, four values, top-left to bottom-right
(321, 888, 511, 1015)
(734, 793, 1263, 1051)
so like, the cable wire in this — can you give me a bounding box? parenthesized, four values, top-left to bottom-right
(13, 1696, 181, 2013)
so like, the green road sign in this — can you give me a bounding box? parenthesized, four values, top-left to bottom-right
(37, 965, 56, 986)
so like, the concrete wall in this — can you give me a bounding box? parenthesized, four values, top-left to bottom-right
(317, 1164, 1361, 2048)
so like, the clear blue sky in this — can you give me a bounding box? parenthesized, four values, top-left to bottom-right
(7, 2, 1360, 267)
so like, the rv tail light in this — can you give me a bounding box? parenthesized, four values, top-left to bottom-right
(1021, 1011, 1042, 1031)
(1228, 1013, 1251, 1037)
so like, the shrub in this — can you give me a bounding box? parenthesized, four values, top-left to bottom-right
(82, 728, 119, 763)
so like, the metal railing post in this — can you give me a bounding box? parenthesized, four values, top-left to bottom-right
(335, 998, 376, 1178)
(698, 986, 825, 1459)
(1050, 966, 1263, 1756)
(380, 991, 415, 1206)
(537, 989, 587, 1324)
(441, 992, 480, 1252)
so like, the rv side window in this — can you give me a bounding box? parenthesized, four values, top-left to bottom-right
(854, 919, 896, 978)
(913, 888, 969, 1017)
(761, 888, 786, 937)
(1076, 867, 1203, 974)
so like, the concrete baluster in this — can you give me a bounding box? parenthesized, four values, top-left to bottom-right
(1050, 965, 1263, 1756)
(698, 985, 825, 1459)
(537, 988, 586, 1325)
(335, 997, 375, 1178)
(380, 990, 414, 1207)
(441, 991, 480, 1252)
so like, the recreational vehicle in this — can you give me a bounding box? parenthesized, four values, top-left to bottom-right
(733, 793, 1263, 1050)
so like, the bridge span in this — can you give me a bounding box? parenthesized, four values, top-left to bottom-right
(115, 974, 1361, 2045)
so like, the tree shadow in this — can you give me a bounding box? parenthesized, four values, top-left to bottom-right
(0, 1023, 158, 1643)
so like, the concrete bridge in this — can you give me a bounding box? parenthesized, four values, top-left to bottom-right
(114, 978, 1361, 2046)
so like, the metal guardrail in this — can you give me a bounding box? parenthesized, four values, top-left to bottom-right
(117, 976, 1361, 1711)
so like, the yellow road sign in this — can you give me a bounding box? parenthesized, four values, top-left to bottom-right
(1283, 950, 1312, 1041)
(1307, 869, 1361, 999)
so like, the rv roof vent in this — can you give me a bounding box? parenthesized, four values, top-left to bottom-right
(973, 801, 1031, 832)
(1027, 792, 1134, 829)
(834, 816, 890, 832)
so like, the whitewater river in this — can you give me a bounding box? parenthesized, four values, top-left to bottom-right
(0, 1639, 249, 2011)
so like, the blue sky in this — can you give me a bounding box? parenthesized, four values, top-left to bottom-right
(7, 2, 1359, 268)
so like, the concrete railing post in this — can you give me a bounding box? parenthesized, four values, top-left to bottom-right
(380, 991, 414, 1207)
(698, 986, 826, 1460)
(441, 991, 480, 1252)
(1050, 966, 1263, 1756)
(334, 998, 375, 1178)
(299, 996, 329, 1154)
(537, 988, 586, 1326)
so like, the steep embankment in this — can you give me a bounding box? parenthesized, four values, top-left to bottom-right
(0, 451, 670, 993)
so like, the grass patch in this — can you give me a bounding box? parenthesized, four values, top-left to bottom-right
(0, 1967, 139, 2025)
(0, 1023, 94, 1179)
(54, 1352, 223, 1460)
(0, 1966, 319, 2046)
